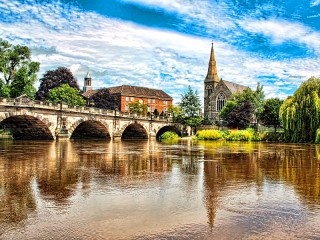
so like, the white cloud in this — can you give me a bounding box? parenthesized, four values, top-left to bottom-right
(239, 18, 320, 53)
(0, 0, 319, 105)
(311, 0, 320, 6)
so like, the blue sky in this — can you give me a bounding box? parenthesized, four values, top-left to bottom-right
(1, 0, 320, 103)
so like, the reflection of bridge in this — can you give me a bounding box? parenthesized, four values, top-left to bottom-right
(0, 98, 182, 140)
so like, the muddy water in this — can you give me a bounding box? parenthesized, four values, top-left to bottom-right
(0, 139, 320, 239)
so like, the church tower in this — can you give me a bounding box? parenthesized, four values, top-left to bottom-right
(83, 72, 92, 92)
(204, 43, 219, 119)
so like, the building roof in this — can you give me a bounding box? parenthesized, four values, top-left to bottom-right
(222, 80, 248, 94)
(82, 89, 98, 99)
(107, 85, 173, 100)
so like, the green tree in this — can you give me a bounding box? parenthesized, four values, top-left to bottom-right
(0, 40, 40, 98)
(260, 98, 283, 132)
(179, 86, 201, 117)
(36, 67, 80, 100)
(48, 84, 86, 106)
(129, 101, 148, 115)
(168, 105, 182, 122)
(219, 83, 264, 128)
(280, 77, 320, 143)
(178, 86, 202, 133)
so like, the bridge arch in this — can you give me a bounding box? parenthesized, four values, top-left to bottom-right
(70, 119, 111, 139)
(0, 113, 55, 140)
(156, 125, 182, 139)
(120, 121, 149, 140)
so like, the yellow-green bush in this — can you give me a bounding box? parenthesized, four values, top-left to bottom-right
(225, 129, 255, 141)
(315, 128, 320, 144)
(195, 130, 224, 140)
(159, 131, 179, 141)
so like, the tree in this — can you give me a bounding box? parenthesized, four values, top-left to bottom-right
(91, 88, 118, 110)
(280, 77, 320, 143)
(36, 67, 80, 100)
(168, 105, 182, 122)
(219, 83, 264, 129)
(260, 98, 283, 132)
(226, 101, 254, 129)
(48, 84, 86, 106)
(129, 101, 148, 115)
(0, 40, 40, 98)
(179, 86, 201, 117)
(178, 86, 203, 133)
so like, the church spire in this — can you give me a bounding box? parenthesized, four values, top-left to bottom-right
(205, 42, 219, 84)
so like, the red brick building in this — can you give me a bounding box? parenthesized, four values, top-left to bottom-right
(107, 85, 172, 114)
(82, 74, 172, 114)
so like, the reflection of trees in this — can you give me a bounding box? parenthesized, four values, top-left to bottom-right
(201, 142, 320, 228)
(0, 141, 55, 226)
(260, 144, 320, 206)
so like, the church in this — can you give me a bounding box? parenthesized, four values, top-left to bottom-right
(204, 44, 248, 122)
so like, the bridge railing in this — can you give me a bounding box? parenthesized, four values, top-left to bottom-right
(0, 98, 172, 122)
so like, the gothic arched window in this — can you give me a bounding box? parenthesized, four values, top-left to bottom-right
(216, 92, 226, 111)
(206, 85, 213, 96)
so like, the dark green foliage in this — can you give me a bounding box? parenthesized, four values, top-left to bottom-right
(280, 77, 320, 143)
(91, 88, 118, 110)
(260, 98, 283, 132)
(0, 40, 40, 98)
(48, 84, 86, 106)
(153, 108, 159, 117)
(224, 101, 254, 129)
(36, 67, 80, 100)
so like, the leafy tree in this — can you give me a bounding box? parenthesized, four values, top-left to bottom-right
(153, 108, 159, 117)
(48, 84, 86, 106)
(179, 86, 201, 117)
(129, 101, 148, 115)
(280, 77, 320, 143)
(168, 105, 182, 122)
(178, 86, 203, 133)
(91, 88, 118, 110)
(0, 40, 40, 98)
(219, 83, 264, 129)
(226, 101, 254, 129)
(36, 67, 80, 100)
(260, 98, 283, 132)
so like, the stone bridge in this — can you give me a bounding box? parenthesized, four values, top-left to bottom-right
(0, 98, 184, 140)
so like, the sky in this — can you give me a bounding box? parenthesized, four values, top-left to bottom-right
(0, 0, 320, 104)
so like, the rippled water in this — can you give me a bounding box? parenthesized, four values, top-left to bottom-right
(0, 139, 320, 239)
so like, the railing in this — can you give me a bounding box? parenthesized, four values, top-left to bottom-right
(0, 98, 172, 122)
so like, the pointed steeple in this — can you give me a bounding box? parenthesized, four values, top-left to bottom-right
(205, 42, 219, 84)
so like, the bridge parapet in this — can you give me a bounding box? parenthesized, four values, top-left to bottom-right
(0, 98, 172, 122)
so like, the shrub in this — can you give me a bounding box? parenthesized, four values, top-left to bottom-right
(159, 131, 179, 141)
(195, 130, 224, 140)
(259, 131, 284, 142)
(225, 129, 254, 141)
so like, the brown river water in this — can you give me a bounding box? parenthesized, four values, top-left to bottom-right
(0, 139, 320, 239)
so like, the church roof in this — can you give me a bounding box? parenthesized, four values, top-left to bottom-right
(108, 85, 172, 100)
(221, 80, 248, 94)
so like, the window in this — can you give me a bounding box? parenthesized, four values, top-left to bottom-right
(206, 85, 213, 96)
(164, 100, 167, 105)
(152, 99, 155, 103)
(216, 93, 226, 111)
(148, 99, 151, 103)
(163, 107, 167, 113)
(126, 97, 129, 101)
(131, 97, 134, 101)
(125, 105, 129, 110)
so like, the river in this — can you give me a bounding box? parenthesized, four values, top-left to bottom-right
(0, 139, 320, 239)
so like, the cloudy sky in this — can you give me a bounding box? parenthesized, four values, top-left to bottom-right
(1, 0, 319, 104)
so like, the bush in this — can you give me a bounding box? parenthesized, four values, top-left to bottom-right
(195, 130, 224, 140)
(159, 131, 179, 141)
(225, 129, 255, 141)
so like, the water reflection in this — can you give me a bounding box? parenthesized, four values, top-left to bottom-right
(0, 140, 320, 239)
